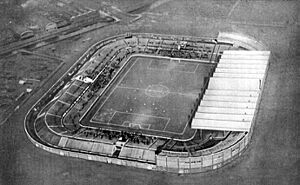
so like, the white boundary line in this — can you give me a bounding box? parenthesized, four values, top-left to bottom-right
(193, 63, 199, 73)
(107, 111, 117, 124)
(65, 92, 78, 97)
(136, 54, 215, 64)
(46, 113, 62, 118)
(47, 102, 59, 114)
(116, 59, 138, 87)
(116, 86, 195, 97)
(78, 54, 139, 124)
(83, 55, 202, 136)
(89, 60, 138, 121)
(113, 110, 169, 120)
(91, 109, 188, 135)
(80, 53, 211, 124)
(146, 67, 197, 74)
(23, 33, 115, 143)
(49, 125, 64, 128)
(83, 55, 200, 136)
(23, 33, 268, 166)
(62, 122, 75, 126)
(25, 33, 213, 144)
(162, 118, 170, 132)
(90, 110, 174, 133)
(228, 0, 241, 18)
(57, 100, 71, 106)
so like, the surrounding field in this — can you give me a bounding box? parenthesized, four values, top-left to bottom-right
(0, 0, 299, 185)
(83, 56, 214, 139)
(0, 52, 62, 123)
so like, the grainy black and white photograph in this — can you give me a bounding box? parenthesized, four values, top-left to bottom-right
(0, 0, 299, 185)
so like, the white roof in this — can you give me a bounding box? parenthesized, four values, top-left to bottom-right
(192, 50, 270, 132)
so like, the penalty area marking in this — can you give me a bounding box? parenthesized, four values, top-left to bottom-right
(107, 111, 117, 125)
(123, 122, 151, 130)
(193, 63, 199, 73)
(85, 55, 199, 135)
(91, 110, 171, 132)
(88, 55, 200, 125)
(113, 110, 169, 121)
(111, 110, 173, 133)
(90, 59, 138, 122)
(147, 58, 198, 74)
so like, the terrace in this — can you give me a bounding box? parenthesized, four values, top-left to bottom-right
(24, 33, 267, 173)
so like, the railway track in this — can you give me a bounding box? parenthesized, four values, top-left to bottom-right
(0, 20, 119, 56)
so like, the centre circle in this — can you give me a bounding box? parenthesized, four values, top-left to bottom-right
(145, 84, 170, 98)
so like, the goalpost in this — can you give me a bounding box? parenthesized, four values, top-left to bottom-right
(170, 58, 181, 63)
(127, 122, 151, 129)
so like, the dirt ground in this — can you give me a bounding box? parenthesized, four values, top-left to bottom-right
(0, 0, 299, 185)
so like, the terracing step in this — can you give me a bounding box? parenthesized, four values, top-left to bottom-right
(213, 72, 264, 79)
(205, 89, 259, 97)
(217, 63, 267, 69)
(222, 50, 270, 55)
(191, 50, 270, 132)
(197, 106, 255, 115)
(218, 59, 268, 65)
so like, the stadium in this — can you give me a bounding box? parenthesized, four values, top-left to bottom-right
(24, 32, 270, 173)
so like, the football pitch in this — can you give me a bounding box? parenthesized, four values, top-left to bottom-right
(82, 56, 214, 139)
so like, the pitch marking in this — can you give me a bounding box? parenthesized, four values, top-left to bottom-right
(46, 113, 62, 118)
(57, 100, 71, 106)
(91, 60, 138, 121)
(228, 0, 241, 17)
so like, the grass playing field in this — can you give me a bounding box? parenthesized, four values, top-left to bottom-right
(82, 56, 214, 139)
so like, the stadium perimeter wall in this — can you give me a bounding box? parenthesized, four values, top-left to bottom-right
(24, 32, 269, 174)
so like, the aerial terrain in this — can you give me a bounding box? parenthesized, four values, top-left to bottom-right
(0, 0, 299, 185)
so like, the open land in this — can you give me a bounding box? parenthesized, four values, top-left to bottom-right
(0, 0, 299, 185)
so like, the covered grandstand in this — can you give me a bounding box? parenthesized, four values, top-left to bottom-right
(24, 32, 270, 173)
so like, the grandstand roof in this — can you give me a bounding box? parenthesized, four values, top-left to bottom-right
(191, 50, 270, 132)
